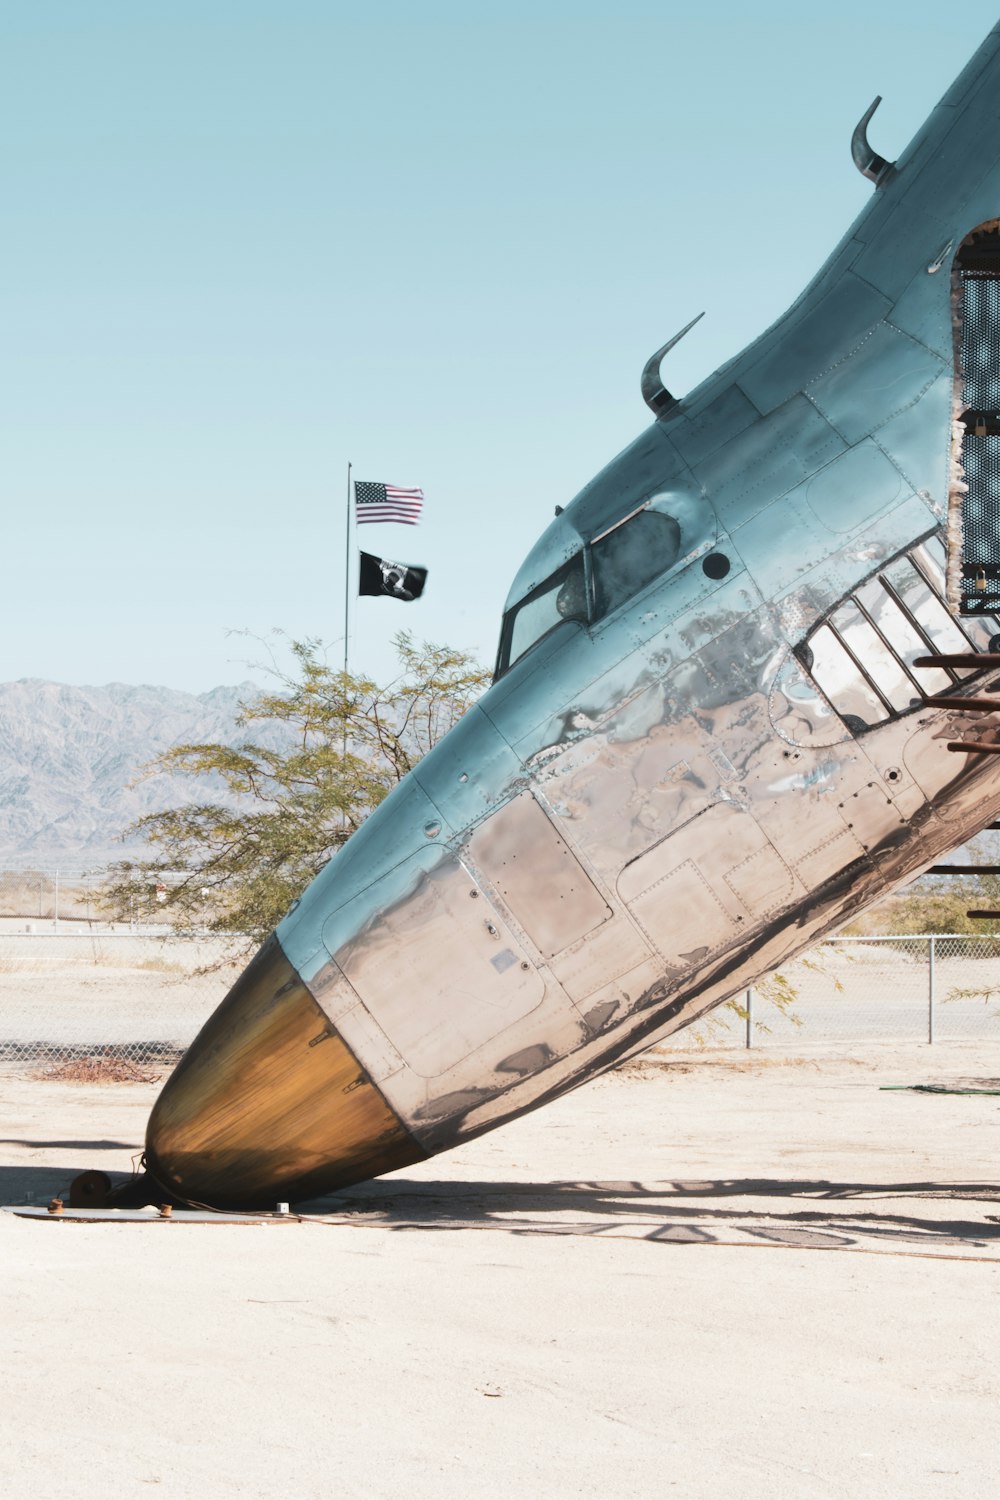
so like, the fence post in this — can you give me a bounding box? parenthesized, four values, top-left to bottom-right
(928, 934, 936, 1045)
(746, 987, 754, 1049)
(54, 867, 59, 933)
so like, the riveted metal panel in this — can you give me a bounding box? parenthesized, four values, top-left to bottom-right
(548, 914, 652, 1004)
(696, 395, 845, 531)
(730, 494, 833, 601)
(619, 855, 736, 966)
(723, 844, 796, 918)
(280, 774, 448, 979)
(411, 704, 522, 830)
(853, 199, 950, 304)
(738, 273, 891, 415)
(617, 803, 791, 962)
(793, 828, 868, 890)
(836, 780, 909, 852)
(806, 324, 941, 447)
(467, 791, 612, 958)
(801, 442, 906, 536)
(618, 849, 736, 965)
(330, 851, 544, 1080)
(669, 383, 760, 467)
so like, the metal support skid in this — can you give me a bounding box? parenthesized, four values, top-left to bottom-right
(141, 26, 1000, 1209)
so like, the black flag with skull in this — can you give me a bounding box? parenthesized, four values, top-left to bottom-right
(358, 551, 428, 602)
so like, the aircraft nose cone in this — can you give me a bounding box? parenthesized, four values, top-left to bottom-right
(144, 935, 423, 1209)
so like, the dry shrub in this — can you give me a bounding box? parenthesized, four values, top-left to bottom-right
(614, 1052, 846, 1077)
(31, 1055, 160, 1084)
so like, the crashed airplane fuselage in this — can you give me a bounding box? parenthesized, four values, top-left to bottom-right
(143, 25, 1000, 1207)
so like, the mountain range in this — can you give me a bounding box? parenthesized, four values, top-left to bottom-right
(0, 679, 283, 865)
(3, 677, 987, 880)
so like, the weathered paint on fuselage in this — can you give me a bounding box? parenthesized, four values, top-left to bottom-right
(145, 25, 1000, 1207)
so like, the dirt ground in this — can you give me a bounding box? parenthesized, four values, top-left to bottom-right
(2, 1040, 999, 1499)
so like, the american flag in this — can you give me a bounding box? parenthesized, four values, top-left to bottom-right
(354, 481, 424, 525)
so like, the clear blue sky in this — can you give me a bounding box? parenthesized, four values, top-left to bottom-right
(0, 1, 977, 690)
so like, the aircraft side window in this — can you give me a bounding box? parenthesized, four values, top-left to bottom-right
(854, 576, 952, 696)
(498, 552, 588, 675)
(800, 624, 890, 732)
(828, 601, 919, 713)
(798, 539, 989, 733)
(591, 509, 682, 620)
(882, 556, 978, 672)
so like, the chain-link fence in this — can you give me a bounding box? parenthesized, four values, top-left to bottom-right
(0, 867, 224, 1069)
(698, 935, 1000, 1048)
(0, 863, 179, 931)
(0, 933, 244, 1066)
(0, 865, 110, 927)
(1, 927, 999, 1070)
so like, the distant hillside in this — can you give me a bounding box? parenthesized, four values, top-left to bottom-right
(0, 679, 288, 864)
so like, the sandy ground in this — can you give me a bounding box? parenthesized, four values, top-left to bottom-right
(2, 1041, 1000, 1499)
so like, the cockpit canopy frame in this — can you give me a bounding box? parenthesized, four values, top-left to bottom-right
(494, 485, 716, 679)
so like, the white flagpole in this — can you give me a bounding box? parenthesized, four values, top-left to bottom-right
(343, 460, 352, 678)
(341, 461, 353, 834)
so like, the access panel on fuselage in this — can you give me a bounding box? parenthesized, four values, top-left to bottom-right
(327, 850, 544, 1079)
(617, 802, 799, 967)
(466, 791, 613, 959)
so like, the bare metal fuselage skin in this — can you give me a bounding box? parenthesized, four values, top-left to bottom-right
(146, 27, 1000, 1207)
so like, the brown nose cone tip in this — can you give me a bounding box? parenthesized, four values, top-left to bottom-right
(145, 935, 424, 1209)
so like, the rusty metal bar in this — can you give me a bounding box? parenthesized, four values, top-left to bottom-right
(946, 740, 1000, 753)
(913, 653, 1000, 669)
(927, 863, 1000, 874)
(918, 695, 1000, 711)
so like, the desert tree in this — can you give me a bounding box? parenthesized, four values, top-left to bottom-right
(103, 631, 490, 947)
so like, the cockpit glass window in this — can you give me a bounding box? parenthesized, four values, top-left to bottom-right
(795, 537, 989, 735)
(830, 600, 919, 713)
(805, 625, 890, 730)
(592, 509, 681, 620)
(500, 553, 587, 674)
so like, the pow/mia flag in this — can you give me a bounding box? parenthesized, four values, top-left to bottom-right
(358, 550, 428, 602)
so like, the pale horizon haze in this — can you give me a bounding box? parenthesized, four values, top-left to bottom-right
(1, 1, 976, 691)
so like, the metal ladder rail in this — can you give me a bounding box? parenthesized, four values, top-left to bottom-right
(912, 656, 1000, 919)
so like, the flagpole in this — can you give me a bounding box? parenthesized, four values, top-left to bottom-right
(344, 460, 352, 678)
(340, 461, 352, 838)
